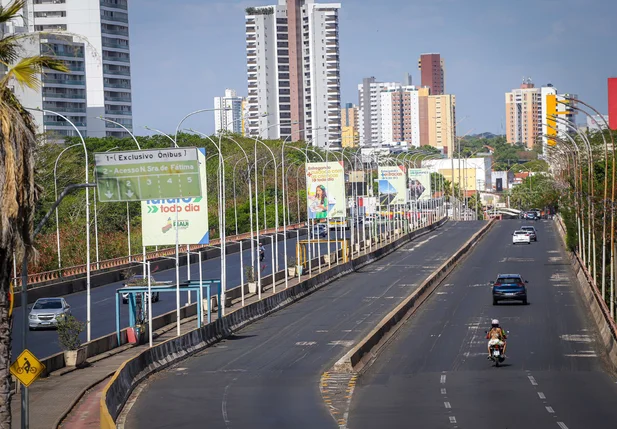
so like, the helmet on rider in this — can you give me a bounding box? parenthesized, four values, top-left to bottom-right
(491, 319, 500, 327)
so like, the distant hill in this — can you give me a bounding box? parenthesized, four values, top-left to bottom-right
(463, 132, 505, 139)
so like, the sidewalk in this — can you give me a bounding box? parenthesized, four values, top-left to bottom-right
(10, 229, 415, 429)
(11, 267, 311, 429)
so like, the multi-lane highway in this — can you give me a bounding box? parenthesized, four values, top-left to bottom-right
(123, 221, 483, 428)
(15, 231, 346, 358)
(348, 220, 617, 429)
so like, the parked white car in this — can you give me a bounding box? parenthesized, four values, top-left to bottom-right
(512, 230, 531, 245)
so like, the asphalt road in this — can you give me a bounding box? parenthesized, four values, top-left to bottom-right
(348, 219, 617, 429)
(14, 230, 351, 358)
(124, 221, 484, 429)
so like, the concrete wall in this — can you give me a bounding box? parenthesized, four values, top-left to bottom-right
(100, 219, 448, 427)
(555, 217, 617, 369)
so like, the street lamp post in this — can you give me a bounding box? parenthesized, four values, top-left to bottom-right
(53, 143, 81, 270)
(30, 108, 93, 342)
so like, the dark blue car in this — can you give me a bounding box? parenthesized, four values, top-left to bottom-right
(492, 274, 528, 305)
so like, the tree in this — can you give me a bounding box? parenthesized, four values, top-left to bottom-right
(0, 1, 68, 425)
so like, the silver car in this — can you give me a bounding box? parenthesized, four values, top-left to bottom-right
(28, 297, 71, 330)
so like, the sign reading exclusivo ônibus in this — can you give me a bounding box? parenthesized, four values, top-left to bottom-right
(94, 147, 202, 202)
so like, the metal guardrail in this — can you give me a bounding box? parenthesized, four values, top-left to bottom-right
(15, 223, 305, 288)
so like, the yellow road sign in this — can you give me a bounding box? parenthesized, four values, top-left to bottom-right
(10, 349, 44, 387)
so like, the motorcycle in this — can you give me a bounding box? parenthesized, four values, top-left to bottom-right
(488, 338, 506, 367)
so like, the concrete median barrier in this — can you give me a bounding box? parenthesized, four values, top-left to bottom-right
(333, 219, 494, 373)
(99, 219, 448, 427)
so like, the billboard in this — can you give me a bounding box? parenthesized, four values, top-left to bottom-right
(141, 148, 209, 246)
(378, 166, 407, 205)
(408, 168, 432, 201)
(306, 161, 346, 219)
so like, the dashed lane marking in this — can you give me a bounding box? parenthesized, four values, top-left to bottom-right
(441, 388, 447, 395)
(546, 406, 555, 414)
(444, 402, 451, 409)
(538, 392, 546, 399)
(557, 423, 569, 429)
(440, 374, 447, 384)
(449, 416, 457, 424)
(528, 376, 538, 386)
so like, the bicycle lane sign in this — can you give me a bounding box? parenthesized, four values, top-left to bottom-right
(10, 349, 45, 387)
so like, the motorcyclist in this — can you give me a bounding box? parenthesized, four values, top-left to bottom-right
(259, 243, 265, 262)
(486, 319, 507, 358)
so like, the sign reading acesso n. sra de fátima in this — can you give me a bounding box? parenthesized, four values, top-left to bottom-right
(94, 147, 202, 202)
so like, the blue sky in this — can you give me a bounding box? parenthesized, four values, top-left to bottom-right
(130, 0, 617, 136)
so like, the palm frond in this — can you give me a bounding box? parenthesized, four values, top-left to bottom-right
(0, 55, 68, 90)
(0, 34, 22, 65)
(0, 0, 25, 26)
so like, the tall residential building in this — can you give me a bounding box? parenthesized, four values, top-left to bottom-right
(505, 80, 576, 151)
(540, 86, 576, 152)
(245, 0, 342, 147)
(609, 78, 617, 131)
(4, 0, 133, 138)
(425, 93, 456, 155)
(381, 86, 420, 147)
(341, 102, 359, 147)
(357, 78, 400, 146)
(505, 79, 542, 149)
(418, 53, 445, 95)
(214, 89, 245, 135)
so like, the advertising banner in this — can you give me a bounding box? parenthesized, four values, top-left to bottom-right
(378, 165, 407, 205)
(306, 161, 346, 219)
(141, 148, 209, 246)
(408, 168, 432, 201)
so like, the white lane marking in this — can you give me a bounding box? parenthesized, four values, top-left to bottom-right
(564, 353, 597, 358)
(441, 388, 447, 395)
(546, 406, 555, 413)
(449, 416, 457, 424)
(328, 340, 355, 347)
(557, 423, 569, 429)
(295, 341, 317, 346)
(528, 376, 538, 386)
(538, 392, 546, 399)
(444, 402, 451, 409)
(222, 376, 240, 428)
(316, 330, 328, 333)
(560, 334, 593, 343)
(175, 367, 188, 372)
(440, 374, 447, 384)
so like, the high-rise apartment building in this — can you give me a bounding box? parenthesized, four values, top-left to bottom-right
(382, 86, 421, 147)
(245, 0, 341, 147)
(214, 89, 245, 135)
(609, 78, 617, 131)
(357, 78, 400, 146)
(540, 85, 576, 152)
(505, 79, 541, 149)
(341, 102, 358, 147)
(418, 53, 445, 95)
(424, 93, 456, 155)
(4, 0, 133, 138)
(505, 79, 576, 151)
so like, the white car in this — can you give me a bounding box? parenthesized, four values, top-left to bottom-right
(512, 230, 531, 245)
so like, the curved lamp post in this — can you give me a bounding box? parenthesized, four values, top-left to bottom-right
(29, 107, 93, 341)
(53, 143, 81, 270)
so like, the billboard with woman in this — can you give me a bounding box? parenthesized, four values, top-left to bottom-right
(306, 161, 346, 219)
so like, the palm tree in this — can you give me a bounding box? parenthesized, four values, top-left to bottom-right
(0, 0, 67, 424)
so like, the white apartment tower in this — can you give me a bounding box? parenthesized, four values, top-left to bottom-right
(214, 89, 245, 135)
(358, 78, 421, 147)
(245, 0, 342, 147)
(4, 0, 133, 138)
